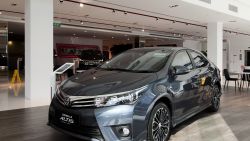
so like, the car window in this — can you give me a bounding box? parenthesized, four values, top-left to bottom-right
(171, 51, 193, 70)
(100, 49, 172, 72)
(189, 51, 209, 68)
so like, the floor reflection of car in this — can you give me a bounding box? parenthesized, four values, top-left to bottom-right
(48, 47, 222, 141)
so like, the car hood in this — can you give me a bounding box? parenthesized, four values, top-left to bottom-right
(60, 69, 157, 96)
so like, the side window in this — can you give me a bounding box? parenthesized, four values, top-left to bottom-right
(171, 51, 193, 70)
(189, 51, 209, 68)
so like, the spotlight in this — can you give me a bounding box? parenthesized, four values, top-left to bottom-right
(141, 29, 145, 32)
(112, 37, 114, 39)
(0, 11, 2, 15)
(80, 21, 84, 24)
(59, 0, 64, 3)
(80, 3, 84, 8)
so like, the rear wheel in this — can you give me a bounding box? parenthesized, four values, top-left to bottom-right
(209, 85, 221, 112)
(148, 103, 171, 141)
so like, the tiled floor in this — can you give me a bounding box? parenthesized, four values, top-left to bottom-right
(1, 71, 250, 141)
(0, 71, 29, 111)
(170, 88, 250, 141)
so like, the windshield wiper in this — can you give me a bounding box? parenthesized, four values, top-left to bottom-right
(102, 68, 132, 72)
(101, 68, 154, 73)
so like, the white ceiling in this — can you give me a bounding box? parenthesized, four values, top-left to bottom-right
(1, 0, 250, 39)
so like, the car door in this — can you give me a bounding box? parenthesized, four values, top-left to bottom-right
(188, 50, 213, 108)
(168, 50, 199, 122)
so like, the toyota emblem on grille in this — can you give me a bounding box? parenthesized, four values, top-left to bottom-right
(64, 97, 71, 107)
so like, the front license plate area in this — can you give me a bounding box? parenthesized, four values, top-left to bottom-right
(56, 111, 79, 127)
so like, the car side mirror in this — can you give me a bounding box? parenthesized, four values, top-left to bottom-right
(172, 66, 190, 75)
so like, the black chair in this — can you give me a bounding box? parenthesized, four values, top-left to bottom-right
(240, 69, 250, 89)
(223, 69, 239, 89)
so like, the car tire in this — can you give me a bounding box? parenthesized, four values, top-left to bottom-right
(209, 85, 221, 112)
(148, 102, 171, 141)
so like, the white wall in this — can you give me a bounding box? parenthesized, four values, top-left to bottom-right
(183, 40, 202, 51)
(227, 35, 250, 72)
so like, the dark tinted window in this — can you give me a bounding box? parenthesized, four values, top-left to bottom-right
(171, 51, 193, 70)
(100, 49, 172, 72)
(189, 51, 209, 68)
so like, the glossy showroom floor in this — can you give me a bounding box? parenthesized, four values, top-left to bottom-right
(0, 72, 250, 141)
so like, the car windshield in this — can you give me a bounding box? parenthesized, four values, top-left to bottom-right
(100, 49, 172, 73)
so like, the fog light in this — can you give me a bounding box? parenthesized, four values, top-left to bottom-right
(119, 127, 130, 137)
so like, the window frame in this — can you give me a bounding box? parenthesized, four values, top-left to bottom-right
(169, 50, 195, 71)
(187, 50, 210, 69)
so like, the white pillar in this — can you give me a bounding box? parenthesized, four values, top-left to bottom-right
(207, 22, 223, 73)
(25, 0, 53, 107)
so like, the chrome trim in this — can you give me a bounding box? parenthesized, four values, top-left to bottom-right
(56, 85, 148, 108)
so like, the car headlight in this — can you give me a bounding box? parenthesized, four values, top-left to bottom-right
(94, 85, 148, 107)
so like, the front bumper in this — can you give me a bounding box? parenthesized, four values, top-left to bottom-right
(48, 98, 134, 141)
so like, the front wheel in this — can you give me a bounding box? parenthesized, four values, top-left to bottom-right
(148, 103, 171, 141)
(209, 85, 221, 112)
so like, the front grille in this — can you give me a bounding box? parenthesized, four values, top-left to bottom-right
(56, 91, 96, 108)
(52, 120, 103, 140)
(71, 98, 96, 108)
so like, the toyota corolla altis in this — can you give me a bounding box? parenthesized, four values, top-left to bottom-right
(48, 47, 222, 141)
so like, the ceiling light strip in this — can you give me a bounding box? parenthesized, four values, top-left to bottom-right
(64, 0, 206, 28)
(55, 17, 204, 38)
(61, 24, 184, 40)
(1, 9, 250, 37)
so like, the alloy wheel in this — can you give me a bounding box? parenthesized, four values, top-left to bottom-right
(152, 107, 170, 141)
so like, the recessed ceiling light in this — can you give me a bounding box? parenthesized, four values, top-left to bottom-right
(80, 21, 84, 24)
(141, 29, 145, 32)
(127, 38, 130, 41)
(0, 11, 2, 15)
(11, 3, 17, 6)
(112, 37, 114, 39)
(80, 3, 84, 7)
